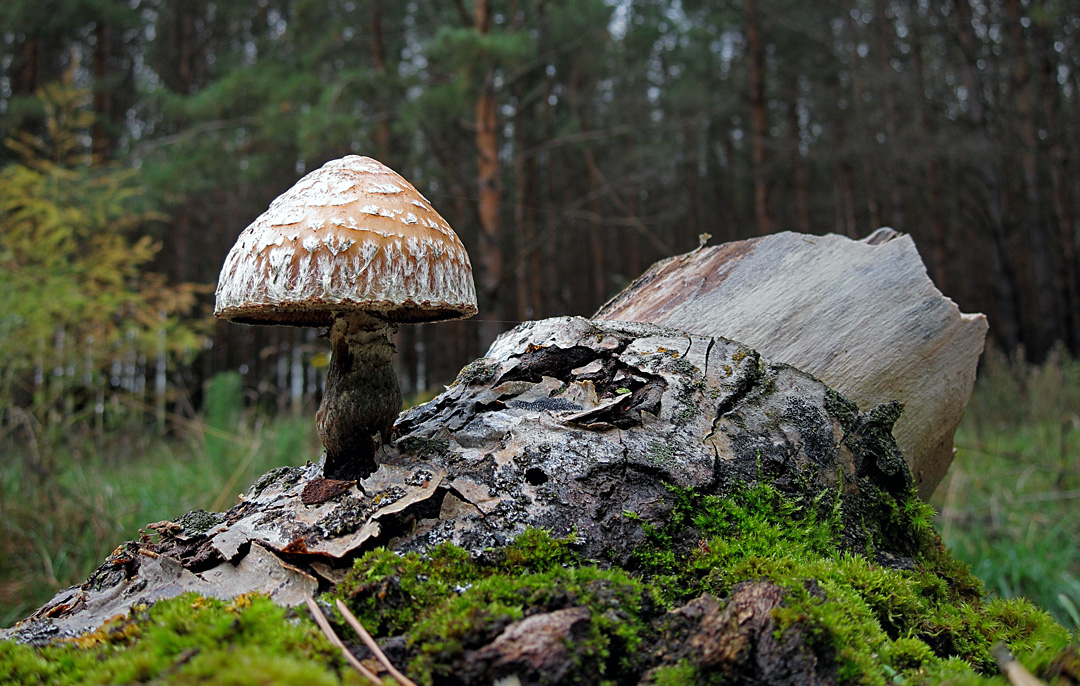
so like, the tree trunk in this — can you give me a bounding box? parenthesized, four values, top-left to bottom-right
(785, 70, 811, 234)
(744, 0, 771, 235)
(91, 22, 113, 161)
(911, 15, 948, 291)
(176, 1, 197, 95)
(1030, 9, 1080, 349)
(843, 0, 880, 232)
(370, 0, 392, 160)
(584, 148, 607, 306)
(951, 0, 1022, 349)
(836, 161, 858, 238)
(13, 34, 40, 96)
(474, 0, 503, 347)
(513, 84, 539, 322)
(1004, 0, 1059, 355)
(875, 0, 904, 229)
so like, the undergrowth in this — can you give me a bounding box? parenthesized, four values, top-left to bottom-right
(933, 346, 1080, 630)
(0, 373, 320, 628)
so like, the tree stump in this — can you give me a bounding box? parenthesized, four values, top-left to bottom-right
(5, 314, 1072, 686)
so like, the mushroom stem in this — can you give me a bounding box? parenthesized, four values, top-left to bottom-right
(317, 312, 401, 480)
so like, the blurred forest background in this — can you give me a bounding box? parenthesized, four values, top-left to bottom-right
(1, 0, 1078, 633)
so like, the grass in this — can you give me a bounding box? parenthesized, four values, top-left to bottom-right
(0, 372, 321, 628)
(931, 345, 1080, 631)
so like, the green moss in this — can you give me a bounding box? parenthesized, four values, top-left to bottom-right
(408, 565, 647, 684)
(3, 486, 1073, 686)
(327, 529, 649, 685)
(629, 483, 1073, 685)
(0, 594, 354, 686)
(647, 660, 703, 685)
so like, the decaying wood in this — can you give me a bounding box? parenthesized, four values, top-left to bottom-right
(595, 229, 988, 498)
(470, 606, 592, 683)
(649, 582, 832, 684)
(4, 316, 916, 646)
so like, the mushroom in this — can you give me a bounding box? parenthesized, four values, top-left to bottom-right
(214, 156, 477, 480)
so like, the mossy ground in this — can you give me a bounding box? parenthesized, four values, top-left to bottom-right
(2, 484, 1075, 685)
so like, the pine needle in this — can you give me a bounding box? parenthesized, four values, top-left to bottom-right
(992, 642, 1046, 686)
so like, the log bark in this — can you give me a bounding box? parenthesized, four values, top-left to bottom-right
(5, 315, 917, 643)
(594, 230, 987, 499)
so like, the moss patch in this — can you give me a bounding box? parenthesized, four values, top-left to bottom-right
(629, 483, 1073, 685)
(0, 594, 358, 686)
(3, 487, 1074, 685)
(326, 529, 652, 684)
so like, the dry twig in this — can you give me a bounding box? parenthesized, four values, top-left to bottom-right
(304, 596, 383, 685)
(336, 598, 418, 686)
(992, 642, 1046, 686)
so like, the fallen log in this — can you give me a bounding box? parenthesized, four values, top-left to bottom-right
(2, 315, 1070, 685)
(6, 316, 912, 642)
(595, 229, 988, 499)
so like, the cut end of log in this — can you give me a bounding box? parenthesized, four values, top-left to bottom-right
(595, 230, 988, 499)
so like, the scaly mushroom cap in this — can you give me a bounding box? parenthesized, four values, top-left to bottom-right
(214, 156, 477, 327)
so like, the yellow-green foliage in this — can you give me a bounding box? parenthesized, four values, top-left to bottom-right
(0, 78, 207, 420)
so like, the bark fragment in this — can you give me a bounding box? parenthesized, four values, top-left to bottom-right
(649, 583, 834, 685)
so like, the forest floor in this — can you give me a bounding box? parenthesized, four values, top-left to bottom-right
(2, 351, 1078, 633)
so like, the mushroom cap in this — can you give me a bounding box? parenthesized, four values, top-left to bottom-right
(214, 156, 478, 327)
